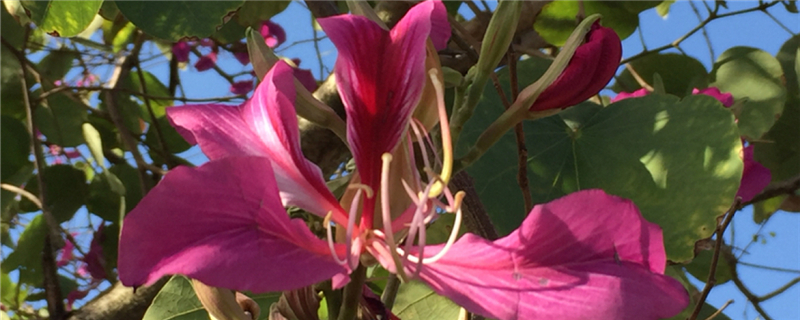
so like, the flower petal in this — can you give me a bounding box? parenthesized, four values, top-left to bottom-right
(402, 190, 688, 320)
(167, 62, 345, 223)
(738, 145, 771, 202)
(318, 0, 445, 191)
(118, 157, 348, 293)
(692, 87, 734, 108)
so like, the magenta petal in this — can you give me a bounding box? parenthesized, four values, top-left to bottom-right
(404, 190, 688, 320)
(692, 87, 734, 108)
(611, 88, 650, 103)
(195, 52, 217, 71)
(738, 145, 771, 202)
(83, 224, 107, 280)
(234, 50, 250, 65)
(167, 62, 345, 222)
(318, 0, 444, 190)
(118, 157, 348, 292)
(260, 20, 286, 48)
(172, 41, 190, 63)
(230, 80, 254, 95)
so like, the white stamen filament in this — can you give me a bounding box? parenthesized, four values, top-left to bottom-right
(324, 212, 348, 266)
(401, 191, 465, 265)
(380, 153, 407, 281)
(345, 188, 364, 269)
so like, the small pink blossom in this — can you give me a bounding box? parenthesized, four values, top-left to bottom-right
(56, 236, 77, 267)
(172, 42, 191, 63)
(260, 20, 286, 48)
(194, 52, 217, 71)
(692, 87, 734, 107)
(199, 38, 216, 48)
(64, 149, 81, 159)
(234, 51, 250, 65)
(83, 224, 107, 280)
(738, 145, 771, 202)
(610, 88, 649, 103)
(230, 80, 254, 95)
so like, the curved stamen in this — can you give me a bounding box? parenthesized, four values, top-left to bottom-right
(380, 153, 407, 280)
(427, 69, 454, 198)
(403, 182, 434, 261)
(347, 182, 374, 199)
(403, 191, 465, 265)
(408, 119, 433, 172)
(345, 188, 365, 269)
(324, 211, 348, 266)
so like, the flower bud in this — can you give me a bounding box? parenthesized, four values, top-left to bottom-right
(475, 0, 522, 79)
(530, 22, 621, 111)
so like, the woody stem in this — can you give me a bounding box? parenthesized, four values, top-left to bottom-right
(337, 263, 366, 320)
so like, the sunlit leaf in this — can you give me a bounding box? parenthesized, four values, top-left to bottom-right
(711, 47, 786, 140)
(393, 281, 460, 320)
(534, 1, 661, 46)
(20, 0, 103, 37)
(116, 1, 245, 41)
(460, 58, 741, 262)
(236, 0, 291, 28)
(143, 275, 207, 320)
(613, 53, 709, 97)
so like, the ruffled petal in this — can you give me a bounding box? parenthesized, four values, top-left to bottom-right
(167, 62, 345, 223)
(118, 157, 348, 293)
(402, 190, 688, 320)
(318, 0, 445, 191)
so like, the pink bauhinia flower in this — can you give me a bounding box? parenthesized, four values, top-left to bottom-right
(119, 2, 687, 319)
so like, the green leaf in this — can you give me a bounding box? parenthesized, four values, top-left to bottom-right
(460, 59, 741, 262)
(236, 0, 290, 28)
(424, 214, 464, 245)
(99, 0, 120, 20)
(753, 195, 787, 223)
(87, 172, 124, 222)
(776, 35, 800, 99)
(656, 0, 675, 17)
(111, 162, 144, 213)
(534, 1, 660, 46)
(99, 92, 143, 136)
(100, 222, 120, 274)
(42, 164, 89, 222)
(711, 47, 786, 140)
(20, 0, 103, 37)
(143, 275, 207, 320)
(392, 281, 461, 320)
(36, 92, 89, 147)
(1, 116, 31, 181)
(116, 1, 245, 41)
(444, 1, 462, 15)
(1, 215, 46, 279)
(613, 53, 709, 97)
(123, 71, 172, 115)
(1, 7, 25, 49)
(1, 272, 27, 308)
(684, 245, 733, 285)
(664, 266, 732, 320)
(1, 44, 26, 120)
(212, 19, 247, 44)
(82, 122, 106, 169)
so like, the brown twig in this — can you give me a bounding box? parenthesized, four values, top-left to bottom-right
(688, 198, 740, 320)
(15, 25, 67, 320)
(702, 299, 733, 320)
(507, 50, 533, 213)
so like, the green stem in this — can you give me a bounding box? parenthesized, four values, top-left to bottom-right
(454, 105, 527, 172)
(337, 263, 366, 320)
